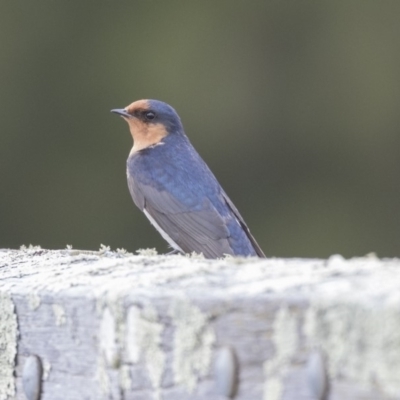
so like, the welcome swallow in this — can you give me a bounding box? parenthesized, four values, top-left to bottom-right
(111, 99, 265, 259)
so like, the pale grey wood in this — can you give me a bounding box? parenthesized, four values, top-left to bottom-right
(1, 248, 400, 400)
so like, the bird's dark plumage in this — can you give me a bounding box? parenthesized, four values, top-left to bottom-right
(111, 99, 265, 259)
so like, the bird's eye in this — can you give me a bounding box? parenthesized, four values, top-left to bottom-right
(144, 111, 156, 121)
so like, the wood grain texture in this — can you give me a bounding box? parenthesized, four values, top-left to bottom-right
(1, 248, 399, 400)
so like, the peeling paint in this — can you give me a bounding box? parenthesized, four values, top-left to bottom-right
(28, 293, 41, 311)
(42, 359, 52, 381)
(52, 304, 66, 326)
(119, 364, 132, 391)
(263, 306, 298, 400)
(99, 307, 119, 368)
(125, 305, 165, 398)
(304, 299, 400, 397)
(263, 376, 283, 400)
(136, 248, 158, 256)
(97, 300, 129, 397)
(169, 297, 215, 393)
(0, 292, 18, 399)
(96, 355, 110, 396)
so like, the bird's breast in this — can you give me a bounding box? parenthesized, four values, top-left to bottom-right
(126, 140, 224, 211)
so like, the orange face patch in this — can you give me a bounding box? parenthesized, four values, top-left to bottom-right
(127, 120, 168, 153)
(120, 100, 168, 153)
(124, 99, 150, 115)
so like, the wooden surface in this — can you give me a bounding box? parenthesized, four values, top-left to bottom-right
(1, 247, 400, 400)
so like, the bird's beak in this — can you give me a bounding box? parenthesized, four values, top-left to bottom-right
(111, 108, 131, 118)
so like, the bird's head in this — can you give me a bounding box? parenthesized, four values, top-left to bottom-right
(111, 99, 183, 153)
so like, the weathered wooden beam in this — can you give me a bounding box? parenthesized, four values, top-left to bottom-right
(1, 248, 399, 400)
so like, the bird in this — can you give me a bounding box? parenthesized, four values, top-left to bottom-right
(111, 99, 265, 259)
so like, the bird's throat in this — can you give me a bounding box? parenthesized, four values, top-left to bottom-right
(128, 121, 168, 154)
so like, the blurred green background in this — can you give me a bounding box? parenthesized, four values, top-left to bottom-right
(1, 1, 399, 258)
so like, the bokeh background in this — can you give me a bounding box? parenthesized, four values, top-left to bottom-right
(1, 1, 399, 258)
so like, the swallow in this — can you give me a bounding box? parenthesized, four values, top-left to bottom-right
(111, 100, 265, 259)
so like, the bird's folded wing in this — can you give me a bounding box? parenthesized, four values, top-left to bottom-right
(222, 191, 266, 258)
(128, 177, 233, 257)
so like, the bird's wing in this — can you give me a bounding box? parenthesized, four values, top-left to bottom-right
(127, 177, 234, 258)
(221, 191, 266, 258)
